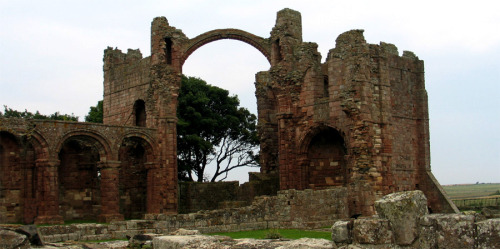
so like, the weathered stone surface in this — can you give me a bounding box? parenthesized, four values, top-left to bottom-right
(128, 233, 161, 248)
(275, 238, 336, 249)
(82, 241, 129, 249)
(418, 214, 475, 249)
(476, 218, 500, 249)
(374, 190, 428, 245)
(352, 218, 393, 245)
(15, 224, 44, 246)
(153, 235, 221, 249)
(170, 228, 201, 235)
(331, 220, 353, 244)
(0, 229, 30, 249)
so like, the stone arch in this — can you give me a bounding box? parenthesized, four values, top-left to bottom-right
(0, 131, 24, 223)
(120, 132, 157, 161)
(299, 125, 348, 189)
(56, 130, 113, 161)
(29, 131, 51, 160)
(56, 131, 112, 221)
(181, 29, 271, 66)
(299, 125, 348, 154)
(118, 134, 155, 219)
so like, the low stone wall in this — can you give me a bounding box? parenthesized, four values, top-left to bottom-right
(178, 181, 241, 214)
(38, 188, 349, 243)
(178, 173, 280, 214)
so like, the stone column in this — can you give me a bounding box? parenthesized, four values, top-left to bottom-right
(277, 113, 297, 190)
(98, 160, 124, 223)
(161, 117, 178, 213)
(145, 162, 160, 215)
(34, 159, 64, 225)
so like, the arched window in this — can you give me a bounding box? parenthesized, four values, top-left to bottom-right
(134, 100, 146, 127)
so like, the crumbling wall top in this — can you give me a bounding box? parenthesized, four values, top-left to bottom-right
(272, 8, 302, 42)
(103, 47, 143, 70)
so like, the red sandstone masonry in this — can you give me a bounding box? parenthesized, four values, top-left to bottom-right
(1, 8, 456, 224)
(37, 188, 348, 243)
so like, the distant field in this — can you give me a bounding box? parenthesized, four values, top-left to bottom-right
(442, 183, 500, 199)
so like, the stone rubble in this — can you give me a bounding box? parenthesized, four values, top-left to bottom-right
(0, 228, 30, 249)
(1, 191, 499, 249)
(331, 190, 500, 249)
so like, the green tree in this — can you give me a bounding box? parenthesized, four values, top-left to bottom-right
(177, 75, 259, 182)
(0, 105, 78, 121)
(85, 100, 103, 123)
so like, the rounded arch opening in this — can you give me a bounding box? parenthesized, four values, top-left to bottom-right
(181, 29, 271, 66)
(58, 135, 103, 221)
(0, 131, 24, 223)
(118, 136, 153, 219)
(181, 39, 268, 183)
(303, 127, 347, 189)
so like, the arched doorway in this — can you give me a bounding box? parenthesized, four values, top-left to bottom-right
(119, 136, 152, 219)
(58, 136, 103, 221)
(0, 132, 24, 223)
(305, 127, 347, 189)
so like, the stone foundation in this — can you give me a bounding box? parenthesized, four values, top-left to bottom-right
(37, 188, 348, 243)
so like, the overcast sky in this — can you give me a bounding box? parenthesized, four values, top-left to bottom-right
(1, 0, 498, 185)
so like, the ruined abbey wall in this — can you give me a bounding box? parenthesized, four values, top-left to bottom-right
(0, 8, 456, 225)
(103, 48, 151, 126)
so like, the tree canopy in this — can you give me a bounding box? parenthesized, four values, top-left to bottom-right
(177, 75, 259, 182)
(85, 100, 103, 123)
(0, 105, 79, 121)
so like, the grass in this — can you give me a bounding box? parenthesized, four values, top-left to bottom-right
(442, 183, 500, 199)
(210, 229, 331, 240)
(442, 183, 500, 211)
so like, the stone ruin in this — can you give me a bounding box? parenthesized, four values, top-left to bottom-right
(1, 190, 499, 248)
(0, 8, 457, 225)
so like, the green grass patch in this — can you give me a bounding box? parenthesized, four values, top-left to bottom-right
(443, 183, 500, 199)
(210, 229, 331, 240)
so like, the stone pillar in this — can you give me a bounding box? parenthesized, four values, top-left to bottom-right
(277, 113, 298, 190)
(34, 159, 63, 225)
(145, 162, 161, 214)
(255, 71, 279, 175)
(98, 160, 124, 223)
(22, 159, 37, 224)
(161, 117, 178, 213)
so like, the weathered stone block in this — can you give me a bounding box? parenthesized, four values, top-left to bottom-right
(476, 218, 500, 249)
(0, 229, 30, 249)
(331, 219, 353, 244)
(14, 225, 44, 246)
(352, 218, 393, 244)
(419, 214, 475, 249)
(374, 190, 428, 245)
(276, 238, 336, 249)
(152, 235, 219, 249)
